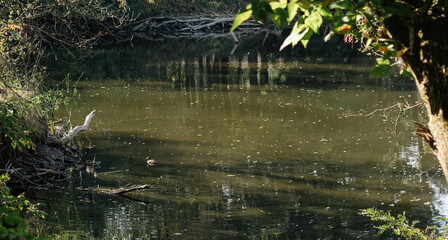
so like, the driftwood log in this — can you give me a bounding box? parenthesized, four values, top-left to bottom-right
(61, 110, 96, 144)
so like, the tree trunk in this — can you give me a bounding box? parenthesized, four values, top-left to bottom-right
(382, 2, 448, 180)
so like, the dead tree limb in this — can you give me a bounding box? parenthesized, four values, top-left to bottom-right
(61, 110, 96, 144)
(345, 101, 423, 147)
(78, 184, 152, 195)
(127, 15, 266, 40)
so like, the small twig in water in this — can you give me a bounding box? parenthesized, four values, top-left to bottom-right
(345, 101, 423, 147)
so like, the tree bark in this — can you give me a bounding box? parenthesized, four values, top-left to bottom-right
(382, 2, 448, 180)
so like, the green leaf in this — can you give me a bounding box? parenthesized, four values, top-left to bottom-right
(280, 25, 309, 50)
(305, 11, 323, 33)
(300, 30, 313, 48)
(4, 214, 25, 226)
(324, 31, 334, 42)
(0, 226, 8, 238)
(365, 38, 373, 48)
(370, 64, 393, 78)
(270, 9, 288, 28)
(400, 66, 414, 79)
(318, 6, 333, 18)
(329, 0, 354, 9)
(269, 0, 287, 10)
(334, 9, 344, 19)
(231, 10, 253, 32)
(287, 2, 300, 23)
(16, 223, 27, 235)
(376, 58, 390, 65)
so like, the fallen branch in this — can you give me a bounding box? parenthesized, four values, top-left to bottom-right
(345, 101, 423, 147)
(127, 15, 266, 40)
(111, 184, 152, 195)
(96, 169, 129, 175)
(20, 169, 65, 182)
(78, 184, 152, 195)
(61, 110, 96, 144)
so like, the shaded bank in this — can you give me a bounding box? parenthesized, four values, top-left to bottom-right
(44, 36, 413, 91)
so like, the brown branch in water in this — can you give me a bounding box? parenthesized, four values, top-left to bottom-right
(78, 184, 152, 195)
(19, 169, 65, 182)
(345, 101, 423, 146)
(96, 169, 129, 175)
(393, 102, 423, 147)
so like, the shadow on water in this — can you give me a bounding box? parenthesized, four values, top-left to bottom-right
(45, 35, 415, 92)
(30, 36, 448, 239)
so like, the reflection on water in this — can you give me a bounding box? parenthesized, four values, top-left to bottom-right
(33, 38, 448, 239)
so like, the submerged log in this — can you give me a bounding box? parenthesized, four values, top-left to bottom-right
(78, 184, 152, 195)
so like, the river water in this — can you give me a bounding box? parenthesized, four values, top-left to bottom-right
(33, 37, 448, 239)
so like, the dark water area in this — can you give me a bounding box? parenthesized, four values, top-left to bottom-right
(32, 36, 448, 239)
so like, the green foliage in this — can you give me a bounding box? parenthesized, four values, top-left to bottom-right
(0, 174, 48, 240)
(0, 0, 129, 160)
(360, 208, 448, 240)
(0, 103, 34, 151)
(61, 74, 81, 131)
(232, 0, 415, 78)
(370, 58, 393, 78)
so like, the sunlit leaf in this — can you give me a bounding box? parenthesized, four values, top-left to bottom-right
(401, 66, 414, 79)
(270, 0, 287, 9)
(337, 24, 351, 33)
(305, 11, 323, 33)
(397, 47, 408, 57)
(365, 38, 373, 48)
(376, 58, 390, 65)
(287, 2, 300, 23)
(300, 29, 313, 47)
(324, 31, 334, 42)
(318, 6, 333, 18)
(329, 0, 353, 9)
(280, 25, 309, 50)
(231, 10, 253, 32)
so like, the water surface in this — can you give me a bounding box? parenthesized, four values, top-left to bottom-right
(33, 37, 448, 239)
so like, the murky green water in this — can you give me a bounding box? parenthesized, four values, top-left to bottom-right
(33, 37, 448, 239)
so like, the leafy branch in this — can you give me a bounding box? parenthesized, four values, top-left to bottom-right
(231, 0, 415, 78)
(360, 208, 448, 240)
